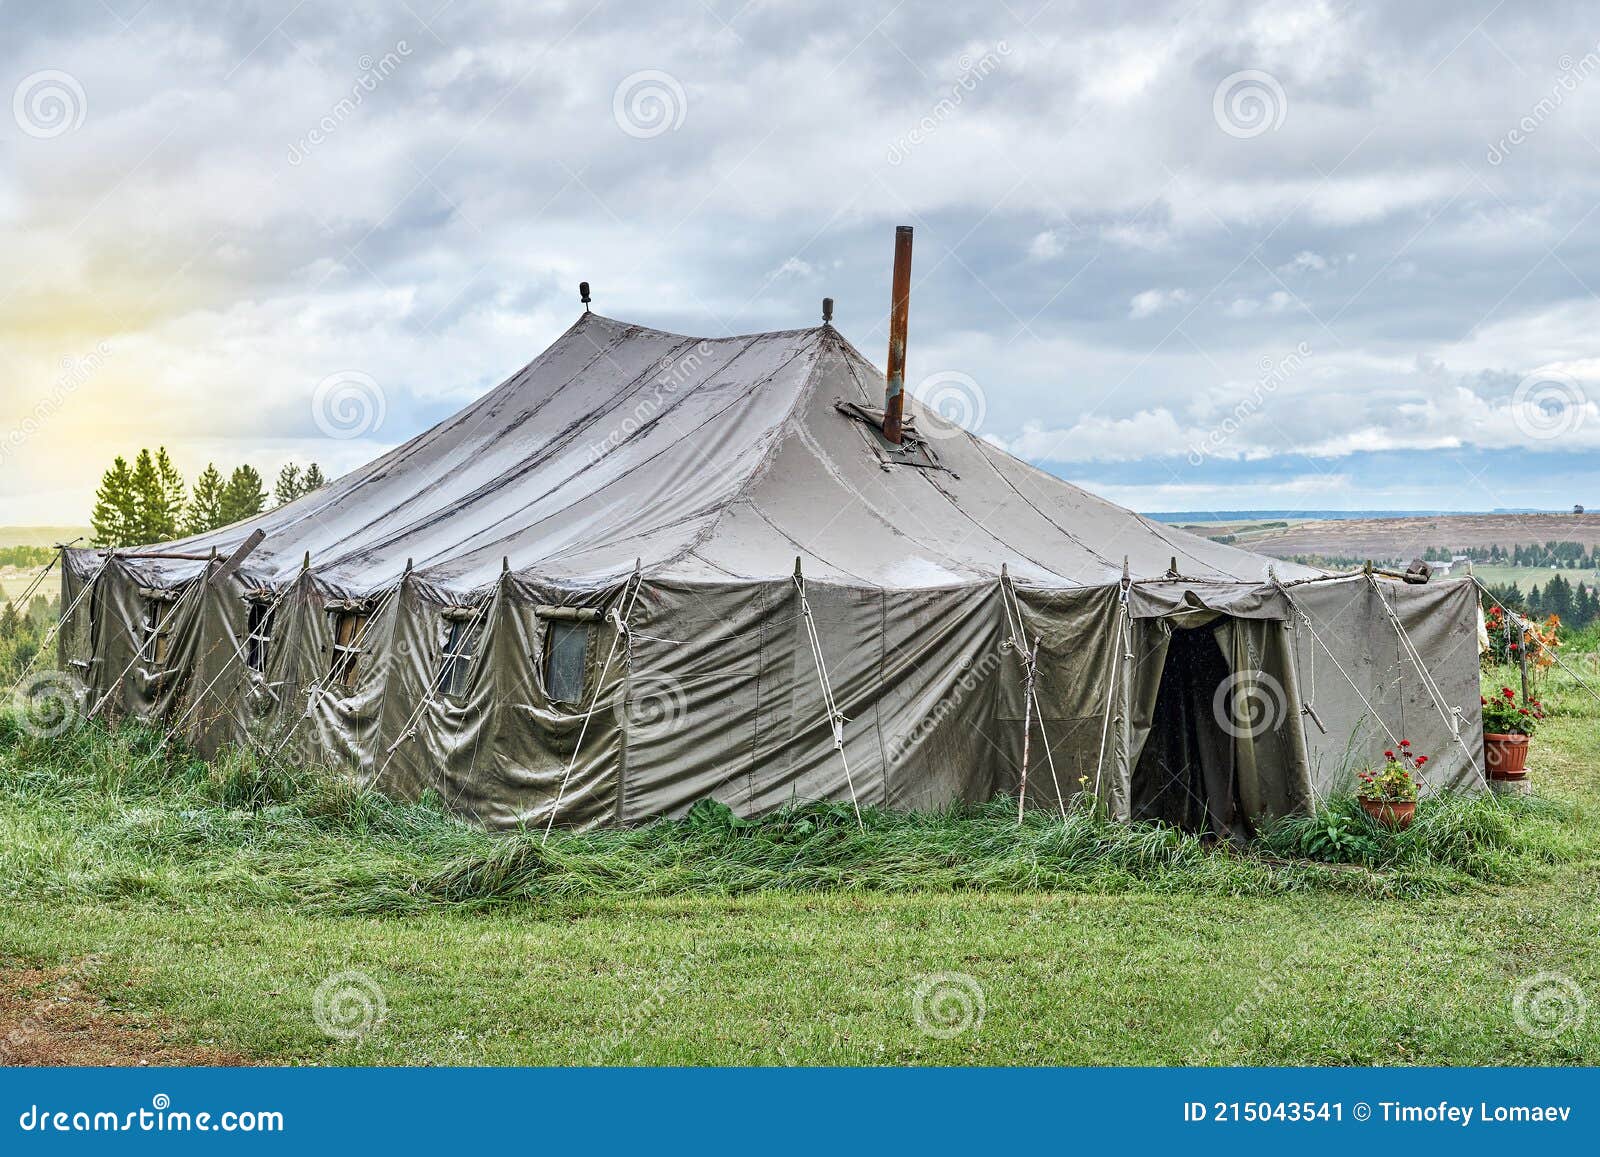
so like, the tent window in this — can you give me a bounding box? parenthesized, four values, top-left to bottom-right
(328, 611, 372, 690)
(545, 620, 591, 704)
(436, 615, 482, 698)
(245, 600, 276, 673)
(140, 598, 174, 669)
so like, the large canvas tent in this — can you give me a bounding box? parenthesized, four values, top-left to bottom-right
(58, 309, 1487, 832)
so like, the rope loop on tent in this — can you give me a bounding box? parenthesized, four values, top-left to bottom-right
(792, 566, 863, 830)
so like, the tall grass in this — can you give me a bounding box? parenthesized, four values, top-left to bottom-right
(0, 711, 1591, 915)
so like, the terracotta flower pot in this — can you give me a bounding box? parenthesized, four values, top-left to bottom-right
(1484, 732, 1530, 779)
(1360, 798, 1415, 829)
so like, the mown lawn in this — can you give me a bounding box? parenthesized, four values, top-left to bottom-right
(1, 666, 1597, 1066)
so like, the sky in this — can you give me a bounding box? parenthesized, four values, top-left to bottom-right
(2, 0, 1599, 525)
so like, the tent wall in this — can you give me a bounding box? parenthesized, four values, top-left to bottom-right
(57, 555, 1484, 830)
(1283, 575, 1485, 797)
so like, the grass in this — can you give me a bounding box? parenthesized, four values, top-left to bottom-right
(1, 662, 1598, 1064)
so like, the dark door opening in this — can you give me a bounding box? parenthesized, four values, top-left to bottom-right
(1129, 622, 1245, 840)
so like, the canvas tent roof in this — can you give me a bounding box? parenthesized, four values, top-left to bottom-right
(104, 313, 1321, 596)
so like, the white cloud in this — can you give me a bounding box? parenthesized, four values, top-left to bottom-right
(1129, 288, 1190, 319)
(1027, 230, 1064, 261)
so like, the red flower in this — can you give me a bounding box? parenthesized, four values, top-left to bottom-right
(1384, 750, 1395, 760)
(1481, 696, 1488, 705)
(1415, 756, 1428, 766)
(1519, 708, 1530, 715)
(1503, 688, 1516, 698)
(1400, 740, 1411, 747)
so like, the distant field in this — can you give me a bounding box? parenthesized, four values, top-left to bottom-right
(1, 567, 59, 608)
(0, 527, 87, 550)
(1186, 513, 1600, 564)
(1468, 564, 1600, 589)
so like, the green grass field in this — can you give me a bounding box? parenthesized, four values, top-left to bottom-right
(1, 666, 1597, 1066)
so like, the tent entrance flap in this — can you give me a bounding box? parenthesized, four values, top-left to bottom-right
(1129, 621, 1245, 840)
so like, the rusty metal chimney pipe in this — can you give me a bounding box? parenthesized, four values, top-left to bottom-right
(882, 225, 914, 444)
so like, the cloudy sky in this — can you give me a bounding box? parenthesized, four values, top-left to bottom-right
(3, 0, 1599, 525)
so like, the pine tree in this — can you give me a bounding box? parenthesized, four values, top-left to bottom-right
(220, 465, 267, 525)
(187, 464, 227, 534)
(0, 601, 18, 640)
(90, 456, 139, 547)
(1545, 573, 1574, 623)
(274, 463, 304, 507)
(124, 449, 185, 545)
(150, 447, 186, 541)
(302, 462, 327, 493)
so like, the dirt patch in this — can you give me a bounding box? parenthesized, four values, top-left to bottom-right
(0, 961, 249, 1067)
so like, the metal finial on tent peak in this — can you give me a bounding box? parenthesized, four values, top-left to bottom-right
(502, 556, 511, 574)
(1167, 556, 1178, 578)
(301, 550, 311, 572)
(822, 297, 834, 324)
(793, 556, 803, 579)
(579, 281, 591, 312)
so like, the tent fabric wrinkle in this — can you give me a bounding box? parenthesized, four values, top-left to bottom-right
(59, 312, 1485, 830)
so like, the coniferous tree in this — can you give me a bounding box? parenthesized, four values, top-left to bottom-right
(187, 464, 227, 534)
(90, 455, 139, 547)
(302, 462, 327, 493)
(151, 447, 187, 541)
(274, 463, 304, 507)
(220, 465, 267, 525)
(124, 448, 185, 544)
(0, 601, 18, 641)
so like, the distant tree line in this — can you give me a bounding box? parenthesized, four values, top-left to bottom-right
(0, 593, 60, 684)
(90, 448, 327, 548)
(1484, 573, 1599, 630)
(0, 545, 56, 570)
(1421, 540, 1599, 568)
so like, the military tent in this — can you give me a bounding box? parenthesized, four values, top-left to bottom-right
(58, 307, 1486, 832)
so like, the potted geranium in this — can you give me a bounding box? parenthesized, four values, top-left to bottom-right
(1481, 686, 1544, 779)
(1356, 741, 1426, 829)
